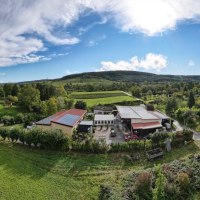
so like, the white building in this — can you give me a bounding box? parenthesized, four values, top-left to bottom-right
(94, 114, 115, 126)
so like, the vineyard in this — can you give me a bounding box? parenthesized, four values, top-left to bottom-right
(69, 91, 127, 99)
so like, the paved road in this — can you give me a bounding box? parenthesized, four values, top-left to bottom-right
(173, 120, 183, 132)
(121, 91, 132, 97)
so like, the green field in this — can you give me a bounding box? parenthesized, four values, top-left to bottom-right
(69, 91, 127, 99)
(70, 91, 136, 107)
(79, 96, 135, 107)
(0, 141, 199, 200)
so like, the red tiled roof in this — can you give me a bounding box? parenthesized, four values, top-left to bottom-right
(51, 109, 87, 126)
(132, 122, 162, 130)
(36, 109, 87, 127)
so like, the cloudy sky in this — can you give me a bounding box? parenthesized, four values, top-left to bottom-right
(0, 0, 200, 82)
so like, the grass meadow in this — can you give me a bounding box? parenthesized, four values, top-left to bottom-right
(0, 140, 199, 200)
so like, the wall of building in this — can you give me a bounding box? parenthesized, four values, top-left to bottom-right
(36, 123, 75, 137)
(94, 120, 114, 126)
(51, 122, 74, 137)
(131, 118, 162, 124)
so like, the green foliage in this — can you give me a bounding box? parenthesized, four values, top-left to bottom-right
(9, 128, 20, 142)
(1, 115, 15, 125)
(153, 165, 166, 200)
(75, 100, 87, 109)
(0, 128, 8, 140)
(131, 86, 142, 98)
(18, 85, 40, 111)
(188, 91, 195, 108)
(165, 97, 177, 115)
(99, 184, 113, 200)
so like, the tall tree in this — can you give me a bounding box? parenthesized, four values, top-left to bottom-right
(188, 91, 195, 108)
(18, 85, 40, 111)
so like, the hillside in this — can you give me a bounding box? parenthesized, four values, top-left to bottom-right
(58, 71, 200, 83)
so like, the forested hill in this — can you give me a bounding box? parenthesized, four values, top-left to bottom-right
(59, 70, 200, 83)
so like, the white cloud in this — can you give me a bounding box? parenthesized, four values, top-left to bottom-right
(97, 53, 167, 71)
(188, 60, 195, 66)
(65, 70, 79, 75)
(1, 0, 200, 67)
(87, 34, 106, 47)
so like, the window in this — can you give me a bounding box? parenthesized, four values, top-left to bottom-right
(102, 121, 104, 124)
(108, 121, 110, 124)
(105, 121, 107, 124)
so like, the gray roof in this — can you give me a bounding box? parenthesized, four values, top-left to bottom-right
(36, 115, 55, 125)
(94, 114, 115, 121)
(117, 106, 168, 120)
(116, 106, 140, 119)
(150, 111, 169, 119)
(79, 121, 93, 126)
(131, 106, 158, 120)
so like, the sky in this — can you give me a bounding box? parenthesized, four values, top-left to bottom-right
(0, 0, 200, 83)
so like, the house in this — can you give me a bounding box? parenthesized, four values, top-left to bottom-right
(77, 121, 93, 133)
(94, 114, 115, 126)
(94, 106, 113, 115)
(116, 105, 170, 137)
(36, 109, 87, 136)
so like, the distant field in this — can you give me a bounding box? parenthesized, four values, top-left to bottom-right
(70, 90, 127, 99)
(0, 141, 199, 200)
(78, 96, 135, 107)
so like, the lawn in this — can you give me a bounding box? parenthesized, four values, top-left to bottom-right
(0, 104, 25, 117)
(0, 141, 199, 200)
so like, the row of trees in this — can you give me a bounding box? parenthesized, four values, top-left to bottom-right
(0, 128, 69, 150)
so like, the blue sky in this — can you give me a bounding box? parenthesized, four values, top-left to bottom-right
(0, 0, 200, 82)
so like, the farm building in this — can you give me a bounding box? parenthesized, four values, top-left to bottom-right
(77, 121, 93, 133)
(36, 109, 87, 136)
(116, 105, 170, 137)
(94, 114, 115, 126)
(94, 106, 113, 115)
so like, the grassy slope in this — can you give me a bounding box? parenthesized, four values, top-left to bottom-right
(0, 141, 199, 200)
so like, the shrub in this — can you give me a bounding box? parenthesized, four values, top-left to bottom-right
(0, 128, 8, 140)
(15, 113, 24, 124)
(99, 184, 113, 200)
(1, 115, 15, 126)
(182, 129, 193, 141)
(177, 172, 190, 190)
(9, 128, 20, 142)
(135, 171, 152, 199)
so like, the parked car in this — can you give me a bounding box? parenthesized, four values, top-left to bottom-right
(124, 134, 139, 141)
(110, 129, 116, 137)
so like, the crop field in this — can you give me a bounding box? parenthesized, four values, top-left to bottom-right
(69, 90, 127, 99)
(0, 141, 199, 200)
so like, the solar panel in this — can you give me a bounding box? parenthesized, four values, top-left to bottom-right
(56, 114, 80, 126)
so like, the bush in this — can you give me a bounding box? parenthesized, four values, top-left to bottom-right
(1, 115, 15, 126)
(15, 113, 24, 124)
(135, 171, 152, 199)
(9, 128, 20, 142)
(0, 128, 9, 140)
